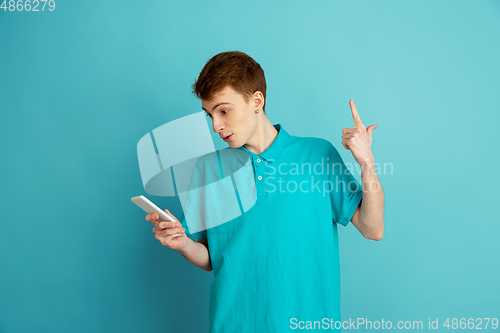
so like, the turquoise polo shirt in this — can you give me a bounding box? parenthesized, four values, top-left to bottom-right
(179, 123, 363, 333)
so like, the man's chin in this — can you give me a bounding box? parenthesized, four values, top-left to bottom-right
(228, 141, 243, 148)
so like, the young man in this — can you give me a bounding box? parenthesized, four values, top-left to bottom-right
(146, 51, 385, 332)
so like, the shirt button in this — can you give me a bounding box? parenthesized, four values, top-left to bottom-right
(257, 158, 261, 163)
(258, 176, 262, 180)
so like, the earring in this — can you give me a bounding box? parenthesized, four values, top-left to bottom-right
(256, 110, 260, 113)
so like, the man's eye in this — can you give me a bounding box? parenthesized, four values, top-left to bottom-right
(205, 110, 228, 118)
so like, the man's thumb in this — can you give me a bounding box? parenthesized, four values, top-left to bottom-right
(367, 125, 377, 136)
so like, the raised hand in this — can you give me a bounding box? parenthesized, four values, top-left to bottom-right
(341, 100, 377, 165)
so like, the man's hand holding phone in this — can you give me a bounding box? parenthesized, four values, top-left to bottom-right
(146, 209, 187, 251)
(132, 195, 211, 271)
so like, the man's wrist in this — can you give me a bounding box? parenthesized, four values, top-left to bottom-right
(360, 160, 376, 172)
(176, 235, 194, 255)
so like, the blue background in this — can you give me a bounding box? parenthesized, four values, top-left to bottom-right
(1, 0, 499, 332)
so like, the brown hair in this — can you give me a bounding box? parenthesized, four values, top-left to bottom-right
(191, 51, 267, 113)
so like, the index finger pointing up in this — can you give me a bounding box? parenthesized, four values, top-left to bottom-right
(349, 100, 365, 128)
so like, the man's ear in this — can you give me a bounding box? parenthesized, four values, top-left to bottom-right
(253, 91, 265, 110)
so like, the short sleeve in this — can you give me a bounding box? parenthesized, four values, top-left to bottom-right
(327, 143, 363, 227)
(179, 210, 207, 242)
(178, 161, 209, 242)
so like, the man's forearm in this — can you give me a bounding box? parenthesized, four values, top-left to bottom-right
(177, 237, 212, 271)
(359, 161, 385, 239)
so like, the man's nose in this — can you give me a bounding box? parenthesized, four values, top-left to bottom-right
(212, 116, 224, 133)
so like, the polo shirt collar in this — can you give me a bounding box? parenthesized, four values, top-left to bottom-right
(235, 123, 290, 165)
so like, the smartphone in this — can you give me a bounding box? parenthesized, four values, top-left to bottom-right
(131, 195, 176, 222)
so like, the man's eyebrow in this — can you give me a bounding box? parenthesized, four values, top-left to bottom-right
(202, 102, 232, 113)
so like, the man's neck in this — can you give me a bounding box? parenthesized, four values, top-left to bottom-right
(243, 118, 278, 155)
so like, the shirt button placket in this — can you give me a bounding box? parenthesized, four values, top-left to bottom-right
(255, 157, 265, 198)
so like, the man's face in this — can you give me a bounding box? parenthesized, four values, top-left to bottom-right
(201, 85, 260, 148)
